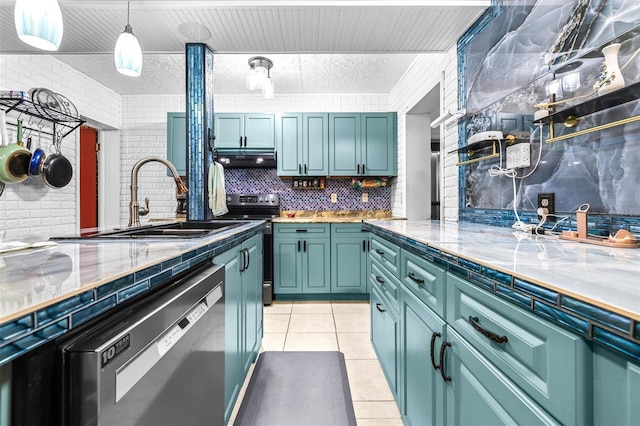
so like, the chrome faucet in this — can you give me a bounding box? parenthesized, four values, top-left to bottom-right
(128, 157, 188, 227)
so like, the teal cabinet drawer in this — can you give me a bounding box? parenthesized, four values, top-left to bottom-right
(400, 249, 445, 318)
(370, 235, 400, 278)
(274, 223, 330, 237)
(445, 327, 561, 426)
(371, 284, 400, 398)
(330, 223, 365, 236)
(371, 259, 400, 313)
(446, 273, 591, 426)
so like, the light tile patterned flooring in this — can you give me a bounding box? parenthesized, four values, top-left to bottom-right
(229, 301, 402, 425)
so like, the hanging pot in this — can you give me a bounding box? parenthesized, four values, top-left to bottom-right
(29, 128, 47, 177)
(40, 134, 72, 188)
(0, 114, 30, 184)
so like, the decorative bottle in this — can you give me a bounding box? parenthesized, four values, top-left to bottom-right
(596, 43, 625, 96)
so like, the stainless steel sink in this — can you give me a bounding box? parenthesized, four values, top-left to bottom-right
(51, 221, 244, 240)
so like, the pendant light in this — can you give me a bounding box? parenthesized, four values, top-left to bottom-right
(14, 0, 64, 51)
(262, 69, 275, 99)
(246, 56, 274, 98)
(114, 1, 142, 77)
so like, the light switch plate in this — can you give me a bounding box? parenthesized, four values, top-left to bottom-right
(506, 143, 531, 169)
(362, 193, 369, 202)
(331, 193, 337, 203)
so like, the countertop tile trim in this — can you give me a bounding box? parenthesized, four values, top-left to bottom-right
(0, 227, 262, 367)
(363, 222, 640, 363)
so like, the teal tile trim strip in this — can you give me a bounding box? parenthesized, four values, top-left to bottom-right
(363, 223, 640, 363)
(0, 226, 263, 367)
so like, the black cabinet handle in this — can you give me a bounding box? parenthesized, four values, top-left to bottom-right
(239, 136, 243, 146)
(439, 342, 452, 382)
(408, 272, 425, 284)
(357, 164, 361, 174)
(375, 275, 384, 284)
(299, 164, 302, 174)
(244, 136, 247, 147)
(362, 240, 366, 252)
(303, 241, 306, 252)
(430, 332, 441, 371)
(468, 316, 508, 344)
(368, 240, 370, 251)
(376, 303, 386, 312)
(304, 164, 307, 174)
(297, 241, 301, 252)
(240, 249, 246, 272)
(245, 248, 250, 270)
(295, 229, 308, 232)
(362, 163, 365, 174)
(374, 248, 384, 255)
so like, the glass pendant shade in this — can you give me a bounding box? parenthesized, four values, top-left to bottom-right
(262, 77, 274, 99)
(254, 66, 268, 89)
(14, 0, 64, 51)
(114, 24, 142, 77)
(246, 66, 258, 90)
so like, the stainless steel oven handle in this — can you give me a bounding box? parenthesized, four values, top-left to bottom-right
(114, 284, 223, 403)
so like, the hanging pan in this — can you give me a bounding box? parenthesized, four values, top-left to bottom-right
(40, 132, 72, 188)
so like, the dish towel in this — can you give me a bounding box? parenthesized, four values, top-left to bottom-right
(208, 161, 228, 216)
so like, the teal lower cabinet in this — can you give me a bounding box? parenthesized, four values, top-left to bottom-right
(370, 232, 594, 426)
(331, 224, 369, 293)
(273, 224, 330, 295)
(371, 283, 400, 399)
(593, 344, 640, 425)
(400, 286, 446, 426)
(214, 233, 263, 423)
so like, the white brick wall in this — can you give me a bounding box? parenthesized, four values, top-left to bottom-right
(0, 55, 120, 240)
(389, 47, 460, 221)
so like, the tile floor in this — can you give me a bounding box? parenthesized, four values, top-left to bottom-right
(229, 301, 403, 425)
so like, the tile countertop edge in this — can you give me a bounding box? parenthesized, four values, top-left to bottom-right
(363, 220, 640, 362)
(0, 221, 265, 366)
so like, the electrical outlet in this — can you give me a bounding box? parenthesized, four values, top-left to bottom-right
(362, 193, 369, 203)
(331, 193, 337, 203)
(537, 193, 555, 221)
(506, 143, 531, 169)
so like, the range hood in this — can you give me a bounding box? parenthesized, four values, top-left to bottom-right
(215, 150, 277, 168)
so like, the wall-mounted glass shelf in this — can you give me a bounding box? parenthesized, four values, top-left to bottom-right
(534, 81, 640, 126)
(448, 138, 499, 166)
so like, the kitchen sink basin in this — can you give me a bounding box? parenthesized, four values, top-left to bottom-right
(51, 221, 244, 240)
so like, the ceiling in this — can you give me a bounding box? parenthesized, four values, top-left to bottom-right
(0, 0, 489, 95)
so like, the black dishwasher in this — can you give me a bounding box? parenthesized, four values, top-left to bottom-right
(60, 262, 225, 426)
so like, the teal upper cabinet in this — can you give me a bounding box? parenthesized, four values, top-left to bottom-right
(329, 112, 397, 176)
(166, 112, 187, 176)
(277, 113, 329, 176)
(215, 113, 275, 149)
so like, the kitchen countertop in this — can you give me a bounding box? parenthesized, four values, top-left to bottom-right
(274, 209, 395, 223)
(0, 220, 265, 365)
(364, 220, 640, 321)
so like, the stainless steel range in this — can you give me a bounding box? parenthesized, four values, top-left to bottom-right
(217, 193, 280, 305)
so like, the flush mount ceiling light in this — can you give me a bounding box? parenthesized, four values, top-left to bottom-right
(114, 1, 142, 77)
(14, 0, 64, 51)
(246, 56, 274, 98)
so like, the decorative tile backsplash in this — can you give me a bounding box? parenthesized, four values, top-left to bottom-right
(224, 168, 391, 211)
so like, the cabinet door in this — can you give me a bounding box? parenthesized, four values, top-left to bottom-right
(331, 236, 368, 293)
(166, 112, 186, 176)
(444, 328, 560, 426)
(361, 113, 396, 176)
(401, 287, 446, 426)
(303, 113, 329, 176)
(215, 114, 244, 149)
(302, 238, 331, 293)
(277, 113, 303, 176)
(274, 237, 302, 294)
(371, 285, 400, 397)
(244, 113, 275, 149)
(593, 344, 640, 425)
(329, 113, 360, 175)
(242, 236, 263, 374)
(213, 248, 242, 422)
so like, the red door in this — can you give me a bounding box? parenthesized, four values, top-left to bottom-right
(80, 126, 98, 229)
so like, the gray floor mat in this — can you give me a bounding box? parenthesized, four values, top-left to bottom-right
(233, 351, 357, 426)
